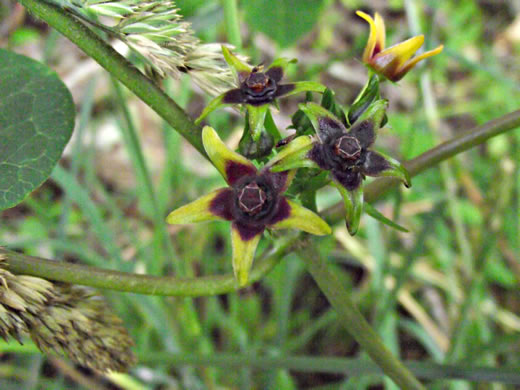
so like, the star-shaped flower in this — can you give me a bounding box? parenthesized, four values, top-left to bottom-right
(270, 102, 410, 235)
(166, 126, 331, 286)
(357, 11, 443, 82)
(196, 46, 325, 141)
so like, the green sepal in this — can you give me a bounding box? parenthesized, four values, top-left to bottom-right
(238, 127, 274, 160)
(267, 57, 297, 73)
(264, 109, 282, 143)
(368, 149, 411, 188)
(222, 45, 251, 83)
(247, 104, 269, 141)
(281, 81, 326, 98)
(299, 102, 345, 138)
(356, 98, 388, 131)
(269, 136, 317, 172)
(195, 93, 228, 124)
(348, 73, 384, 126)
(364, 202, 409, 232)
(335, 181, 364, 236)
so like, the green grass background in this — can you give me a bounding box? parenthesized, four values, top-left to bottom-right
(1, 0, 519, 388)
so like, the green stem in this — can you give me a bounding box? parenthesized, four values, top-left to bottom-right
(324, 109, 520, 222)
(138, 352, 520, 385)
(298, 241, 425, 390)
(2, 110, 520, 295)
(1, 238, 294, 296)
(222, 0, 242, 49)
(17, 0, 205, 156)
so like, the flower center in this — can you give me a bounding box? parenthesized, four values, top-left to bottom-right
(334, 136, 362, 161)
(245, 72, 270, 93)
(238, 182, 267, 215)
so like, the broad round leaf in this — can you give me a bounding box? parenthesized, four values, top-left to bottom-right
(0, 49, 75, 210)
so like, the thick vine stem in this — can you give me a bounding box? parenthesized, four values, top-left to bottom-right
(298, 240, 425, 390)
(2, 109, 520, 295)
(1, 238, 294, 296)
(18, 0, 206, 156)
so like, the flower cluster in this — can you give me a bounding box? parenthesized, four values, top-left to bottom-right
(167, 10, 443, 285)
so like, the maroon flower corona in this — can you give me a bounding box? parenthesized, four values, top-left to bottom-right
(221, 66, 295, 107)
(207, 163, 292, 241)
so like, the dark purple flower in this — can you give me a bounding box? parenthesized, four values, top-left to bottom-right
(271, 102, 410, 235)
(196, 46, 326, 141)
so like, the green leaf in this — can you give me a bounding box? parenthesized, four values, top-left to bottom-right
(244, 0, 326, 48)
(321, 88, 347, 126)
(347, 74, 381, 126)
(364, 202, 410, 233)
(0, 49, 75, 211)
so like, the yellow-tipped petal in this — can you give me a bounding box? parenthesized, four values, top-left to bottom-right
(166, 188, 230, 224)
(398, 44, 444, 79)
(377, 35, 425, 66)
(202, 126, 257, 185)
(374, 12, 386, 52)
(271, 199, 331, 236)
(356, 11, 378, 62)
(231, 226, 262, 287)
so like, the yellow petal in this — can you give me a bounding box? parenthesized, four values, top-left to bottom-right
(202, 126, 257, 185)
(356, 11, 378, 62)
(370, 35, 424, 81)
(270, 199, 331, 236)
(166, 188, 231, 224)
(377, 35, 425, 66)
(397, 44, 444, 80)
(231, 226, 262, 287)
(374, 12, 386, 52)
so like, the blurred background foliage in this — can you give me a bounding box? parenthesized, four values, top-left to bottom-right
(1, 0, 520, 388)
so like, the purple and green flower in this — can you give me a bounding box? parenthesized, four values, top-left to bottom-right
(166, 126, 331, 286)
(195, 46, 325, 141)
(271, 101, 410, 235)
